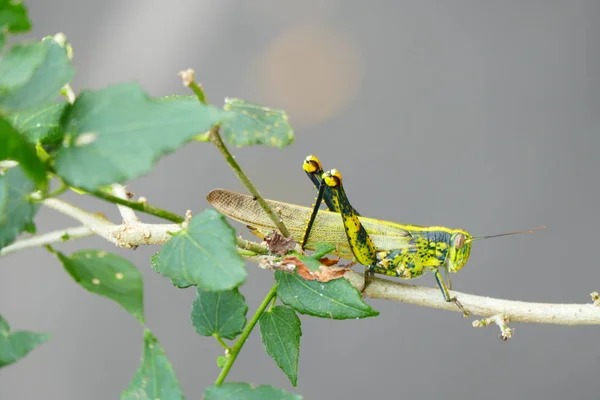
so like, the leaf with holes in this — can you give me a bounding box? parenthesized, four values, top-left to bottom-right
(275, 271, 378, 319)
(57, 250, 145, 324)
(0, 315, 50, 368)
(0, 165, 39, 249)
(151, 209, 246, 291)
(204, 383, 302, 400)
(259, 306, 301, 386)
(121, 330, 184, 400)
(220, 98, 294, 148)
(191, 288, 247, 340)
(54, 84, 229, 191)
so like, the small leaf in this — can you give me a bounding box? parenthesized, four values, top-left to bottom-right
(221, 98, 294, 148)
(275, 271, 379, 319)
(311, 242, 337, 259)
(121, 330, 184, 400)
(0, 37, 74, 112)
(0, 165, 39, 249)
(191, 288, 247, 340)
(259, 306, 301, 386)
(54, 84, 230, 191)
(8, 101, 69, 145)
(0, 1, 31, 36)
(57, 250, 145, 324)
(216, 355, 227, 368)
(204, 383, 302, 400)
(0, 315, 50, 368)
(0, 118, 48, 189)
(0, 41, 45, 91)
(151, 209, 246, 291)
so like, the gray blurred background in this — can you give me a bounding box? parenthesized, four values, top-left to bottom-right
(1, 1, 599, 399)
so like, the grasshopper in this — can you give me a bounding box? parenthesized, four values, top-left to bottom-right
(207, 155, 543, 315)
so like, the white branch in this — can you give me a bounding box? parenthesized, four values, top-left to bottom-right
(343, 271, 600, 326)
(0, 226, 94, 256)
(41, 198, 180, 248)
(111, 184, 140, 224)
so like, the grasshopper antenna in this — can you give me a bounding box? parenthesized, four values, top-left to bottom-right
(468, 226, 546, 243)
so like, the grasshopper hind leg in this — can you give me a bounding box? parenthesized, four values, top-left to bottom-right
(434, 269, 469, 317)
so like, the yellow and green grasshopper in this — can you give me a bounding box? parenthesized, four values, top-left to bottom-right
(207, 155, 543, 314)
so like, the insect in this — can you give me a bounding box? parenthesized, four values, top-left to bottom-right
(207, 155, 543, 315)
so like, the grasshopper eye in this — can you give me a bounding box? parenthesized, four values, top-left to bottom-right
(454, 233, 465, 249)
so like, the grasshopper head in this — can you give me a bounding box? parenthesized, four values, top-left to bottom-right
(448, 230, 472, 273)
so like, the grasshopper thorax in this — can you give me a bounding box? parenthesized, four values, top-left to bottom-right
(447, 230, 472, 273)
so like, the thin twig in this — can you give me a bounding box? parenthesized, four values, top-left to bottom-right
(111, 184, 140, 224)
(0, 226, 94, 257)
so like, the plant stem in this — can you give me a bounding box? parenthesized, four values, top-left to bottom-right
(236, 237, 269, 255)
(214, 283, 278, 385)
(84, 188, 185, 223)
(213, 334, 231, 351)
(209, 128, 290, 238)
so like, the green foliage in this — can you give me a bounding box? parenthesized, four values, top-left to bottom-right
(0, 118, 48, 189)
(191, 288, 248, 340)
(0, 315, 50, 368)
(53, 83, 230, 191)
(0, 165, 39, 249)
(259, 306, 302, 386)
(204, 383, 302, 400)
(0, 0, 31, 49)
(275, 271, 379, 319)
(0, 37, 74, 112)
(57, 250, 145, 323)
(121, 330, 184, 400)
(151, 209, 247, 291)
(221, 98, 294, 148)
(8, 101, 68, 145)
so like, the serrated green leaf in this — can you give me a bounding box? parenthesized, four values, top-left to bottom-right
(204, 383, 302, 400)
(53, 83, 229, 191)
(221, 98, 294, 148)
(0, 37, 74, 112)
(0, 118, 48, 189)
(275, 271, 378, 319)
(191, 288, 247, 340)
(151, 209, 246, 291)
(170, 276, 194, 289)
(8, 101, 68, 145)
(259, 306, 301, 386)
(57, 250, 145, 324)
(0, 0, 31, 35)
(0, 166, 39, 249)
(0, 41, 45, 90)
(121, 330, 184, 400)
(0, 314, 50, 368)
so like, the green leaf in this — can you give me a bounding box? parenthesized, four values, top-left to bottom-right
(311, 242, 337, 259)
(121, 330, 184, 400)
(0, 166, 39, 249)
(151, 209, 246, 291)
(57, 250, 145, 324)
(0, 118, 48, 189)
(170, 276, 194, 289)
(191, 288, 247, 340)
(259, 306, 301, 386)
(204, 383, 302, 400)
(0, 37, 74, 112)
(53, 84, 229, 191)
(216, 355, 227, 368)
(8, 101, 69, 145)
(0, 0, 31, 36)
(221, 98, 294, 148)
(0, 314, 50, 368)
(275, 271, 379, 319)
